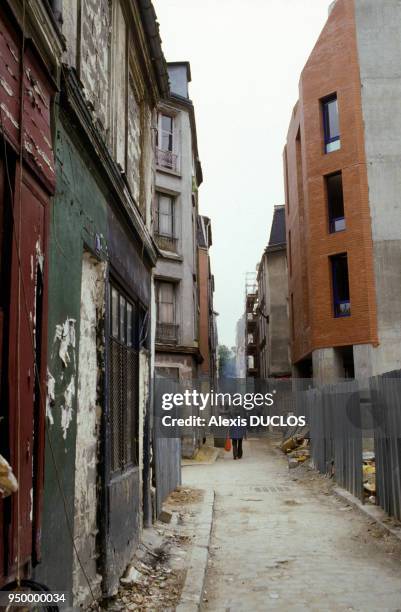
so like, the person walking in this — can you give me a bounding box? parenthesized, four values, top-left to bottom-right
(229, 422, 247, 460)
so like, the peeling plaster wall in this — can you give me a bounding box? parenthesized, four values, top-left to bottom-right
(72, 253, 105, 607)
(79, 0, 110, 133)
(126, 88, 154, 225)
(33, 120, 108, 595)
(138, 349, 150, 517)
(62, 0, 78, 68)
(127, 80, 141, 204)
(142, 106, 155, 229)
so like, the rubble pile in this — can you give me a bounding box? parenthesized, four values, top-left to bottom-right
(102, 487, 204, 611)
(280, 427, 311, 469)
(363, 451, 376, 504)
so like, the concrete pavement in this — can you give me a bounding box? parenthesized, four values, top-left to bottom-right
(182, 437, 401, 612)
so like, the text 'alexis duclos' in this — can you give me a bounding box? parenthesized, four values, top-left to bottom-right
(161, 415, 306, 428)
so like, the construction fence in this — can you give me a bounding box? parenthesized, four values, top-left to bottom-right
(293, 371, 401, 522)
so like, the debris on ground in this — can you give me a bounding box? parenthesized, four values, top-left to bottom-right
(280, 426, 311, 468)
(102, 487, 204, 611)
(168, 486, 204, 505)
(159, 510, 173, 524)
(363, 454, 376, 502)
(182, 443, 220, 465)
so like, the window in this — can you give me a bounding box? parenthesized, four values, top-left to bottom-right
(109, 285, 140, 472)
(157, 113, 178, 171)
(156, 281, 175, 323)
(159, 114, 173, 152)
(322, 95, 340, 153)
(326, 172, 345, 232)
(331, 254, 350, 317)
(156, 281, 178, 343)
(295, 128, 304, 213)
(156, 193, 174, 237)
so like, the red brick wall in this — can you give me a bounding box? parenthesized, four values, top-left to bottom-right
(285, 0, 378, 365)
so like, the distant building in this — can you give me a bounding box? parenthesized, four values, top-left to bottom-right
(235, 315, 246, 378)
(154, 62, 203, 381)
(257, 206, 291, 379)
(245, 272, 259, 378)
(285, 0, 401, 382)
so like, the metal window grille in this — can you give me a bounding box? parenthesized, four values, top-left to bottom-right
(109, 285, 140, 473)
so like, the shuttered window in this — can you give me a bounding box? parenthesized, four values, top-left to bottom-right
(109, 284, 140, 473)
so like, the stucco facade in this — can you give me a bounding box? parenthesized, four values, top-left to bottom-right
(258, 206, 291, 379)
(154, 62, 203, 382)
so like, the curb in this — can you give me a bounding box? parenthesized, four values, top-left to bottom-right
(176, 488, 215, 612)
(333, 486, 401, 542)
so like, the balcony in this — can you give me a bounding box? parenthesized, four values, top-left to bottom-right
(155, 232, 178, 254)
(156, 148, 179, 173)
(156, 322, 179, 344)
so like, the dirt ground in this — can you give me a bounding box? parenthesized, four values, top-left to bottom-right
(101, 487, 204, 612)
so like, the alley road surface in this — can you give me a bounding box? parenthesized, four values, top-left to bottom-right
(183, 437, 401, 612)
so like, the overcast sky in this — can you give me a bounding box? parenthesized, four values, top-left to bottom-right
(153, 0, 333, 348)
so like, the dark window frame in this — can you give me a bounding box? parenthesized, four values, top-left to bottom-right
(322, 94, 340, 154)
(157, 112, 174, 153)
(109, 282, 142, 474)
(325, 171, 346, 233)
(330, 253, 351, 318)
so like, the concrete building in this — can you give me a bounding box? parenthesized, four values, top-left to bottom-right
(197, 215, 218, 385)
(258, 206, 291, 379)
(154, 62, 203, 381)
(285, 0, 401, 383)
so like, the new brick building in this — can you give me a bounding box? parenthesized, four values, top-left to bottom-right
(285, 0, 401, 382)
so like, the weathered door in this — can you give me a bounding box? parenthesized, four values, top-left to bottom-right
(6, 164, 48, 576)
(102, 281, 142, 595)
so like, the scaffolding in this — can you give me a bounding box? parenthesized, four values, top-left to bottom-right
(245, 270, 259, 378)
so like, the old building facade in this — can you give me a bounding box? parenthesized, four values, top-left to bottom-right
(154, 62, 203, 382)
(285, 0, 401, 383)
(0, 0, 62, 589)
(28, 0, 169, 606)
(257, 206, 291, 380)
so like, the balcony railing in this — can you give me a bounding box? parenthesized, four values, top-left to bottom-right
(156, 322, 179, 344)
(155, 232, 178, 253)
(156, 148, 179, 172)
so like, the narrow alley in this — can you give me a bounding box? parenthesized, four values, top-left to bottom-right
(183, 438, 401, 612)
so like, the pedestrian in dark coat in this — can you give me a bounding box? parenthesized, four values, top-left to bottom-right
(229, 422, 247, 460)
